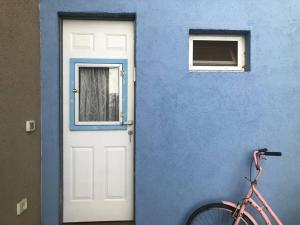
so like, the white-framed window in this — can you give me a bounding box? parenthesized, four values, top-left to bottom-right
(189, 34, 246, 72)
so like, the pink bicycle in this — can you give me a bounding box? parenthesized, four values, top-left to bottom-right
(186, 148, 283, 225)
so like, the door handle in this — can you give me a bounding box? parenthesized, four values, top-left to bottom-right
(122, 120, 134, 125)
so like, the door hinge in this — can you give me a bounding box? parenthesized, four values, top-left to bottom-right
(133, 67, 136, 82)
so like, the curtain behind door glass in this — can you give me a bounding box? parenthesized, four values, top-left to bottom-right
(79, 67, 119, 122)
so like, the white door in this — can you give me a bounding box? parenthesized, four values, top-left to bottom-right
(63, 20, 134, 222)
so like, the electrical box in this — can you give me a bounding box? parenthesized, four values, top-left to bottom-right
(26, 120, 35, 132)
(17, 198, 27, 215)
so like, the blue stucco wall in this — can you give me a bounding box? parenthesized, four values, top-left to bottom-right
(40, 1, 300, 224)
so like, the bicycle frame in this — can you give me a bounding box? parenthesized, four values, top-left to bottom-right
(223, 151, 283, 225)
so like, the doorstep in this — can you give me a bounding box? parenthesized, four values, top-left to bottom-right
(63, 221, 134, 225)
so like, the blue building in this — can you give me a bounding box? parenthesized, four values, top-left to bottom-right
(40, 1, 300, 225)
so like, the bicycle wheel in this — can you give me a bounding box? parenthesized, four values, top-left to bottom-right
(186, 203, 254, 225)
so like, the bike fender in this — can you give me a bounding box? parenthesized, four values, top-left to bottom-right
(222, 201, 259, 225)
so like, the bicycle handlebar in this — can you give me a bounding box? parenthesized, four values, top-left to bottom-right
(263, 152, 282, 156)
(257, 148, 282, 157)
(254, 148, 282, 172)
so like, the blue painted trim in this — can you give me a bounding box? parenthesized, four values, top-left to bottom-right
(69, 58, 128, 131)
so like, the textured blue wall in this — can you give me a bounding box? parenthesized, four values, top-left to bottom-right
(40, 1, 300, 224)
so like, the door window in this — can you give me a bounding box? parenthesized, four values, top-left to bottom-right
(78, 67, 120, 122)
(70, 59, 128, 130)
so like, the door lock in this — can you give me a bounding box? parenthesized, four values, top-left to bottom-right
(128, 129, 134, 143)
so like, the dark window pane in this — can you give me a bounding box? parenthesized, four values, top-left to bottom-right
(79, 67, 119, 122)
(193, 40, 238, 66)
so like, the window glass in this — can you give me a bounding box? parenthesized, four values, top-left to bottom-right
(79, 67, 119, 122)
(193, 40, 238, 66)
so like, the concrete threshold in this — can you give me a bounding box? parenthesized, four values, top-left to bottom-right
(63, 221, 134, 225)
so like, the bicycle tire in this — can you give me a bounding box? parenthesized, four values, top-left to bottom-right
(186, 203, 254, 225)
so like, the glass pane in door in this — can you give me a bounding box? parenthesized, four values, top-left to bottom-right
(79, 67, 120, 122)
